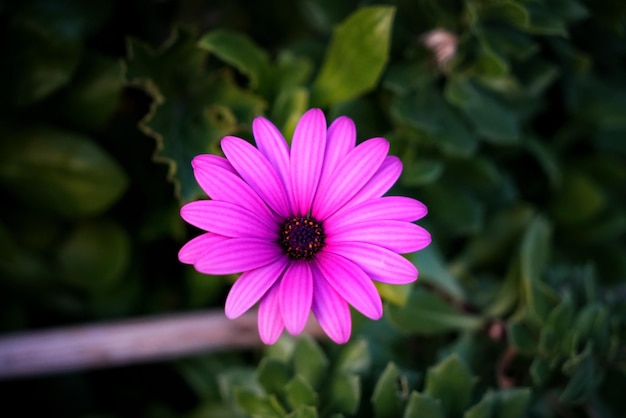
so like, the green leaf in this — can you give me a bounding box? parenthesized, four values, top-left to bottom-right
(387, 287, 483, 335)
(275, 51, 314, 91)
(293, 336, 329, 389)
(424, 354, 474, 417)
(572, 304, 610, 356)
(551, 170, 606, 225)
(409, 245, 465, 302)
(312, 6, 395, 106)
(391, 88, 478, 156)
(286, 405, 319, 418)
(508, 319, 539, 354)
(421, 183, 484, 234)
(57, 221, 130, 291)
(464, 388, 531, 418)
(445, 78, 521, 144)
(539, 294, 575, 355)
(371, 362, 404, 418)
(402, 159, 445, 187)
(327, 374, 360, 415)
(198, 29, 272, 94)
(257, 357, 291, 395)
(403, 392, 445, 418)
(126, 28, 266, 202)
(285, 375, 318, 408)
(560, 344, 600, 404)
(375, 282, 411, 306)
(453, 205, 534, 272)
(334, 338, 371, 376)
(530, 357, 553, 386)
(54, 52, 124, 130)
(270, 87, 310, 141)
(232, 387, 285, 417)
(0, 126, 128, 219)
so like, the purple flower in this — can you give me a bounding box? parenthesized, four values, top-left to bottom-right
(178, 108, 431, 344)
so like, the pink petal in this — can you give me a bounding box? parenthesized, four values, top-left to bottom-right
(311, 265, 352, 344)
(317, 116, 356, 187)
(192, 154, 237, 174)
(180, 200, 277, 239)
(324, 196, 428, 233)
(225, 258, 288, 319)
(178, 232, 229, 264)
(291, 108, 327, 215)
(258, 282, 285, 344)
(279, 262, 313, 335)
(348, 156, 403, 208)
(194, 238, 283, 275)
(312, 137, 389, 220)
(324, 242, 418, 284)
(315, 252, 383, 320)
(221, 136, 290, 217)
(192, 159, 277, 222)
(253, 117, 292, 193)
(326, 220, 432, 254)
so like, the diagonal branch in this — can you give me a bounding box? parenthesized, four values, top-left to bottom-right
(0, 309, 323, 380)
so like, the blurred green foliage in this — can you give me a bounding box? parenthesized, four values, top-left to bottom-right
(1, 0, 625, 417)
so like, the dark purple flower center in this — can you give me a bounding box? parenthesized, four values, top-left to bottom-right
(279, 216, 325, 260)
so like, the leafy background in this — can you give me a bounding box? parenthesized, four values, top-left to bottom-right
(1, 0, 625, 417)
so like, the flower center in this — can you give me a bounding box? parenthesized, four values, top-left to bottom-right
(279, 216, 325, 260)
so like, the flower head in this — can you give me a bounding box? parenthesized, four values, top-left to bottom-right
(178, 109, 431, 344)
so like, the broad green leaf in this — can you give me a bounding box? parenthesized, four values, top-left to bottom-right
(403, 392, 445, 418)
(126, 28, 266, 202)
(375, 282, 411, 306)
(387, 287, 483, 335)
(467, 0, 529, 29)
(530, 357, 553, 386)
(0, 126, 128, 219)
(257, 357, 291, 395)
(327, 374, 360, 415)
(217, 367, 260, 402)
(551, 170, 606, 225)
(525, 3, 570, 35)
(271, 87, 310, 141)
(409, 245, 465, 302)
(572, 304, 610, 356)
(539, 294, 575, 355)
(465, 388, 531, 418)
(508, 319, 539, 354)
(421, 183, 484, 234)
(402, 159, 445, 187)
(371, 362, 404, 418)
(391, 88, 478, 156)
(57, 221, 130, 291)
(54, 52, 124, 130)
(198, 29, 271, 94)
(383, 62, 438, 95)
(445, 78, 521, 144)
(445, 157, 502, 190)
(334, 338, 371, 376)
(232, 387, 285, 417)
(453, 205, 534, 272)
(286, 405, 318, 418)
(293, 336, 329, 389)
(275, 51, 314, 91)
(560, 344, 600, 404)
(424, 354, 474, 417)
(312, 6, 395, 106)
(285, 375, 318, 408)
